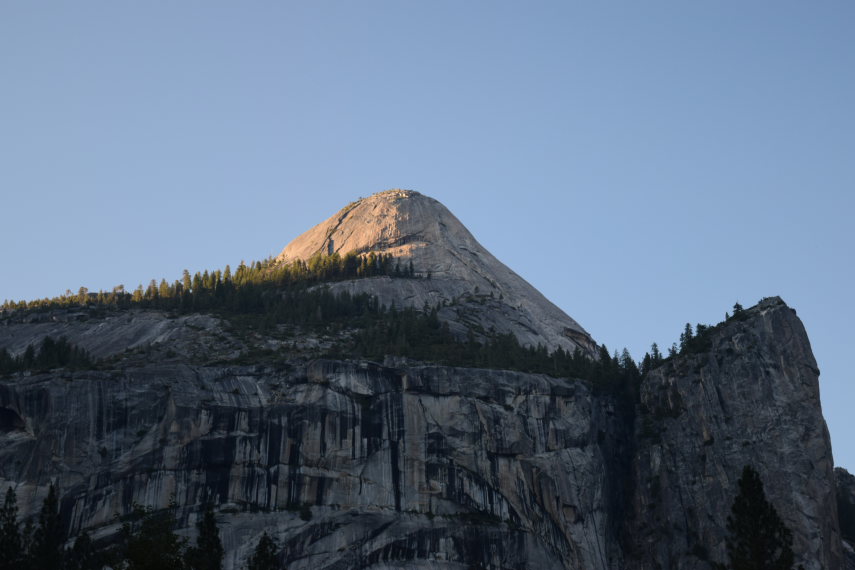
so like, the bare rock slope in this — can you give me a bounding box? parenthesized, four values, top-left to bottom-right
(277, 190, 597, 355)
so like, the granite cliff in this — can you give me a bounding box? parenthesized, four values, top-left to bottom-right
(0, 191, 845, 569)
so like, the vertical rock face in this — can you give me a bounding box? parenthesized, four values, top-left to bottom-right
(0, 359, 629, 569)
(628, 297, 841, 569)
(276, 190, 597, 356)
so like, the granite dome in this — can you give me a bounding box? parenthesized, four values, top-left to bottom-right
(277, 190, 597, 355)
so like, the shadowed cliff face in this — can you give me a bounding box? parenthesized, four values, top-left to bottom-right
(0, 359, 630, 569)
(276, 190, 597, 356)
(628, 297, 841, 570)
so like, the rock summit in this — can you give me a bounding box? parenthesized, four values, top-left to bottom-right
(277, 190, 597, 355)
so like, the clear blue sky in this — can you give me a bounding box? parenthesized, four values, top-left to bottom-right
(1, 3, 853, 469)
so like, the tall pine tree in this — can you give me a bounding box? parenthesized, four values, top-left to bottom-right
(121, 505, 187, 570)
(247, 532, 279, 570)
(185, 506, 223, 570)
(30, 483, 64, 570)
(0, 487, 22, 570)
(66, 531, 102, 570)
(723, 465, 797, 570)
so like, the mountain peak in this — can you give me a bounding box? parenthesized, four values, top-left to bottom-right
(277, 189, 463, 272)
(277, 190, 597, 355)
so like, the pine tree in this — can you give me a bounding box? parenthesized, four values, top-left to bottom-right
(19, 520, 34, 569)
(0, 348, 13, 375)
(146, 279, 159, 301)
(122, 505, 187, 570)
(651, 342, 662, 364)
(723, 465, 797, 570)
(30, 483, 64, 570)
(185, 507, 223, 570)
(0, 487, 22, 570)
(22, 345, 35, 369)
(640, 353, 652, 376)
(679, 323, 694, 353)
(66, 531, 101, 570)
(247, 532, 279, 570)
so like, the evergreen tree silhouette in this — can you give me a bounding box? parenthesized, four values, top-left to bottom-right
(247, 532, 279, 570)
(0, 487, 23, 570)
(186, 506, 223, 570)
(30, 483, 63, 570)
(723, 465, 798, 570)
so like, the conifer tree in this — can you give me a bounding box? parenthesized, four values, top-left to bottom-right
(723, 465, 797, 570)
(186, 507, 223, 570)
(19, 519, 34, 569)
(66, 531, 101, 570)
(651, 342, 662, 364)
(30, 483, 63, 570)
(679, 323, 694, 353)
(0, 349, 12, 375)
(0, 487, 22, 570)
(247, 532, 279, 570)
(122, 505, 186, 570)
(22, 345, 35, 369)
(640, 353, 652, 376)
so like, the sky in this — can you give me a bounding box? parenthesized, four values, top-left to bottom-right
(1, 3, 853, 469)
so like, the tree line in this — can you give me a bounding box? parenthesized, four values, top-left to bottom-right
(0, 336, 93, 376)
(637, 302, 751, 376)
(0, 466, 801, 570)
(334, 305, 643, 404)
(0, 245, 759, 403)
(1, 251, 414, 314)
(0, 485, 283, 570)
(0, 248, 642, 398)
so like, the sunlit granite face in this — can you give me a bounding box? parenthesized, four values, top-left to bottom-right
(277, 190, 597, 356)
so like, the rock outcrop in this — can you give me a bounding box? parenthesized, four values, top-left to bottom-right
(277, 190, 597, 356)
(628, 297, 841, 569)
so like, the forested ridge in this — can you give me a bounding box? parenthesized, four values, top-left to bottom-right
(1, 252, 745, 401)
